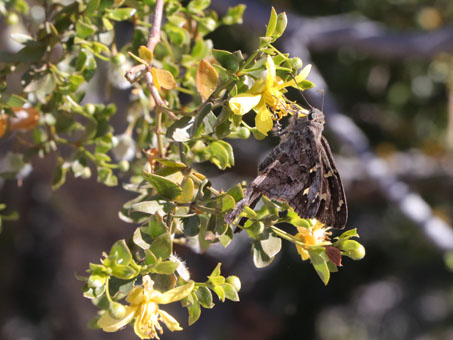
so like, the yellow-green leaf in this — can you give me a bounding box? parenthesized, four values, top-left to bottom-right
(138, 45, 153, 64)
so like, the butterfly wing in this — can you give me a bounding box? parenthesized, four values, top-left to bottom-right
(254, 127, 324, 220)
(315, 136, 348, 229)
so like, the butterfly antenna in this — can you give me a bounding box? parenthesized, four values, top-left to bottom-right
(319, 89, 325, 112)
(289, 73, 313, 110)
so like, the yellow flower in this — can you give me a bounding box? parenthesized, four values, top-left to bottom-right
(295, 220, 332, 261)
(229, 56, 311, 135)
(98, 276, 194, 339)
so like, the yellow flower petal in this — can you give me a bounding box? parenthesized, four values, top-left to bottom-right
(98, 306, 137, 332)
(229, 94, 262, 115)
(265, 56, 276, 88)
(159, 309, 183, 331)
(134, 301, 161, 339)
(295, 242, 310, 261)
(126, 286, 144, 305)
(152, 280, 194, 304)
(255, 107, 274, 135)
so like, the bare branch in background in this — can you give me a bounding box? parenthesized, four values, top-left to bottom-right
(212, 0, 453, 251)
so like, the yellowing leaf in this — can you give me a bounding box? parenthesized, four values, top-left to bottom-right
(138, 45, 153, 64)
(175, 177, 194, 203)
(196, 59, 219, 101)
(151, 68, 177, 90)
(10, 107, 40, 130)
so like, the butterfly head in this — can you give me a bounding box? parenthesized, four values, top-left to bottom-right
(306, 108, 325, 125)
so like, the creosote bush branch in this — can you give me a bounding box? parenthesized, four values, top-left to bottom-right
(0, 1, 364, 339)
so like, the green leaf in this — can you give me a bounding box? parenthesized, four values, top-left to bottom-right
(191, 103, 213, 136)
(240, 206, 257, 220)
(218, 225, 233, 247)
(105, 8, 137, 21)
(188, 0, 210, 13)
(252, 241, 274, 268)
(97, 167, 117, 186)
(133, 227, 150, 250)
(309, 249, 330, 285)
(110, 240, 132, 265)
(260, 231, 282, 258)
(148, 214, 167, 239)
(132, 201, 166, 216)
(221, 194, 235, 212)
(183, 215, 200, 237)
(165, 23, 188, 46)
(143, 172, 183, 200)
(155, 158, 186, 168)
(0, 43, 46, 63)
(222, 283, 239, 301)
(86, 0, 100, 16)
(212, 49, 240, 73)
(195, 286, 214, 308)
(265, 7, 278, 37)
(208, 140, 234, 170)
(246, 221, 264, 239)
(151, 261, 179, 274)
(209, 263, 222, 277)
(187, 299, 201, 325)
(150, 233, 172, 259)
(261, 196, 278, 216)
(273, 12, 287, 38)
(110, 264, 138, 280)
(166, 117, 192, 139)
(222, 4, 245, 25)
(76, 20, 97, 39)
(298, 80, 315, 90)
(5, 94, 27, 107)
(144, 249, 157, 265)
(226, 184, 244, 202)
(213, 285, 225, 302)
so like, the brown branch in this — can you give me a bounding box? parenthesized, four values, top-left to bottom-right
(147, 0, 165, 52)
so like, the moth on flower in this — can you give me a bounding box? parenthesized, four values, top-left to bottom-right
(98, 276, 194, 339)
(229, 56, 312, 135)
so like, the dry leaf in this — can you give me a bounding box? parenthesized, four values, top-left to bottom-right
(10, 107, 40, 131)
(151, 67, 177, 90)
(196, 59, 219, 101)
(0, 114, 8, 138)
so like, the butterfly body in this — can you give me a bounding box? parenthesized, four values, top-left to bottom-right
(226, 108, 347, 229)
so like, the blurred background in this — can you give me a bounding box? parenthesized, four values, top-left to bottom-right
(2, 0, 453, 339)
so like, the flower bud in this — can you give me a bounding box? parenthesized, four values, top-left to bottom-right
(118, 160, 129, 172)
(289, 57, 302, 70)
(6, 13, 19, 26)
(108, 302, 127, 320)
(341, 240, 365, 260)
(226, 275, 241, 292)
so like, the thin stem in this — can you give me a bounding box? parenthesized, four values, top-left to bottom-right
(270, 225, 305, 247)
(155, 107, 164, 157)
